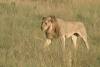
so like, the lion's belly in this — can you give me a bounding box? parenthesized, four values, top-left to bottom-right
(65, 29, 80, 38)
(65, 33, 73, 38)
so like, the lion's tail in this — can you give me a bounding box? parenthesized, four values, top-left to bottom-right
(87, 36, 95, 45)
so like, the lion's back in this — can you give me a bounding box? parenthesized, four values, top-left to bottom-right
(57, 19, 85, 34)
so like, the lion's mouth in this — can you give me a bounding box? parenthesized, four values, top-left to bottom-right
(41, 27, 47, 31)
(45, 26, 50, 32)
(41, 26, 50, 32)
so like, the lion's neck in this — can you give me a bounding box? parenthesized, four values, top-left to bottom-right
(46, 22, 60, 39)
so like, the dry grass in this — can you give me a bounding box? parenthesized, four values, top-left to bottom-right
(0, 0, 100, 67)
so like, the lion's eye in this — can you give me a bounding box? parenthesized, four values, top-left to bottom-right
(45, 23, 47, 25)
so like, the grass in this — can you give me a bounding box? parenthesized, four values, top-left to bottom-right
(0, 0, 100, 67)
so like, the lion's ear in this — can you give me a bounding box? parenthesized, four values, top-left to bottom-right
(50, 16, 57, 23)
(42, 17, 46, 21)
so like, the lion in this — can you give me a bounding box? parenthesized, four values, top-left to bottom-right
(41, 16, 89, 50)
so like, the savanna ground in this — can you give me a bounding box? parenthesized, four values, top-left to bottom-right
(0, 0, 100, 67)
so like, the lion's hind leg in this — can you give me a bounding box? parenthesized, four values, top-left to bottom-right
(71, 33, 78, 50)
(78, 31, 89, 50)
(81, 36, 89, 50)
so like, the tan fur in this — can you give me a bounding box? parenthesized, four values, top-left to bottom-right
(41, 16, 89, 50)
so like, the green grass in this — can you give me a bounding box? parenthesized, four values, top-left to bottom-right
(0, 0, 100, 67)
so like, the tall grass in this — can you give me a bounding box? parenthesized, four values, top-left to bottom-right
(0, 0, 100, 67)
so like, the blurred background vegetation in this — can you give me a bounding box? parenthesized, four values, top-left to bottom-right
(0, 0, 100, 67)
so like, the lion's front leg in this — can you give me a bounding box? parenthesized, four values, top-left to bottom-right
(44, 38, 51, 48)
(60, 35, 65, 51)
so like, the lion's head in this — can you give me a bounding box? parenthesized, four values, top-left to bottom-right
(41, 16, 60, 39)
